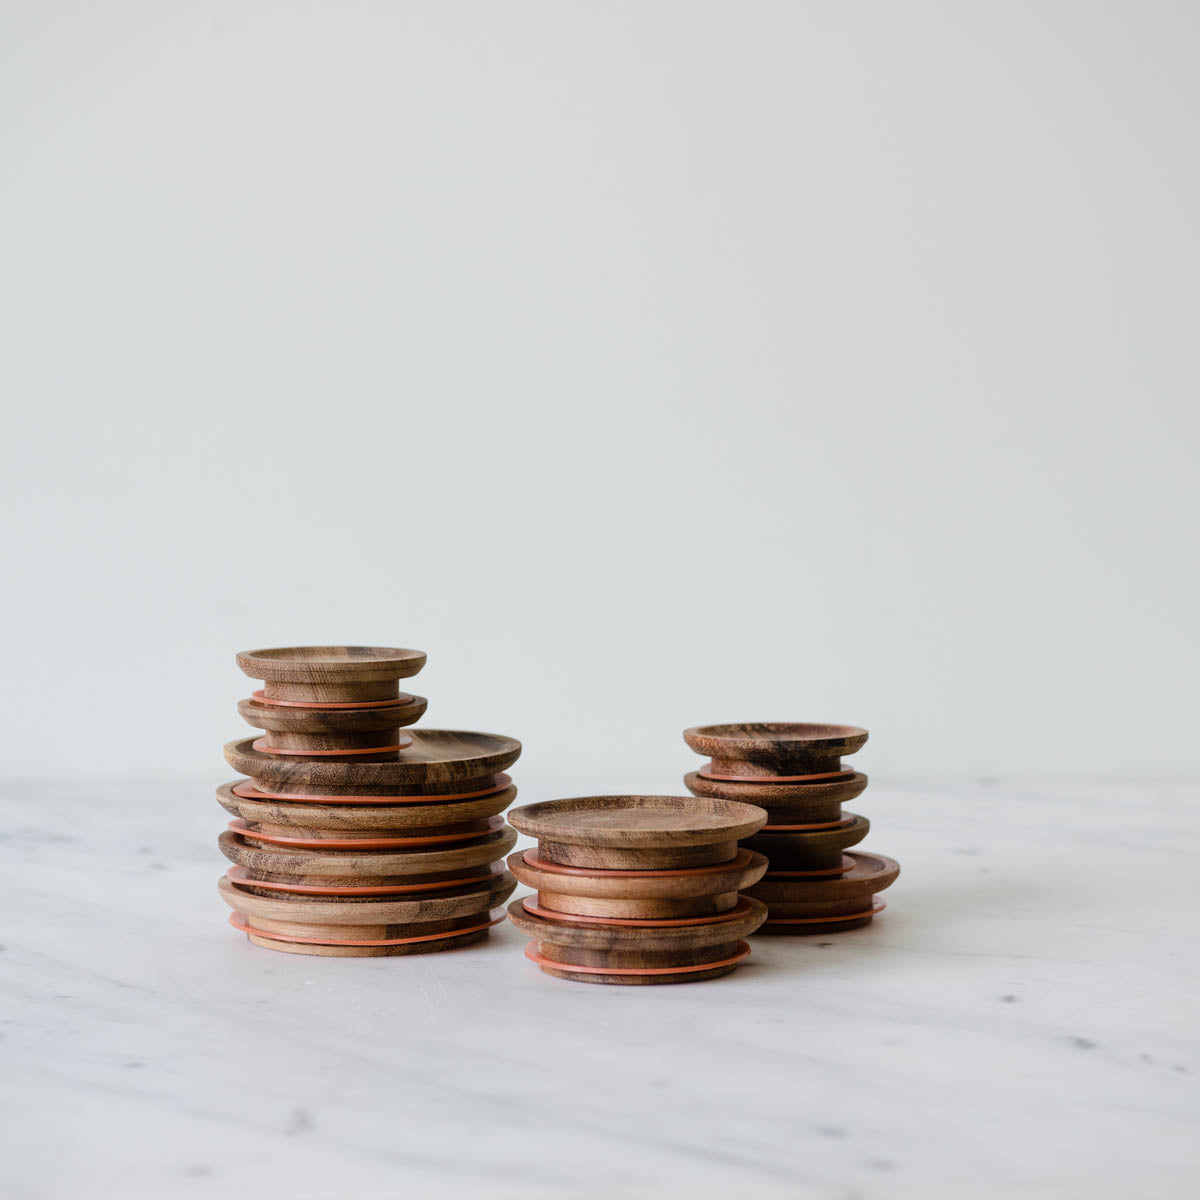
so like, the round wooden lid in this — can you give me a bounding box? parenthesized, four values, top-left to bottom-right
(236, 646, 427, 684)
(237, 694, 427, 733)
(683, 722, 868, 759)
(683, 769, 868, 808)
(507, 795, 766, 848)
(218, 824, 517, 878)
(215, 779, 516, 830)
(224, 728, 521, 785)
(507, 894, 768, 950)
(218, 869, 516, 925)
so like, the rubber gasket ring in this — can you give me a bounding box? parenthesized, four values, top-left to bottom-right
(228, 908, 506, 946)
(251, 736, 412, 756)
(250, 689, 414, 710)
(226, 864, 501, 896)
(230, 775, 512, 806)
(699, 766, 854, 783)
(523, 940, 751, 976)
(762, 898, 886, 925)
(521, 897, 754, 928)
(228, 815, 503, 850)
(520, 847, 754, 880)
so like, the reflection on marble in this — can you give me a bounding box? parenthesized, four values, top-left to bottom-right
(1, 776, 1196, 1198)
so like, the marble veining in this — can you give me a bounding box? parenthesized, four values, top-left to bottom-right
(1, 776, 1196, 1198)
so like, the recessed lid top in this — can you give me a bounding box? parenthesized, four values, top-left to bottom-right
(236, 646, 427, 683)
(683, 722, 868, 757)
(508, 795, 766, 847)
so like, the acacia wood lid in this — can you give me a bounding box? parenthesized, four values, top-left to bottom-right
(237, 694, 427, 733)
(508, 795, 767, 848)
(218, 870, 516, 925)
(507, 894, 768, 949)
(683, 722, 868, 760)
(224, 729, 521, 786)
(236, 646, 427, 684)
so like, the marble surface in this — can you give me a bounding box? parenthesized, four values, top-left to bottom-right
(2, 775, 1196, 1199)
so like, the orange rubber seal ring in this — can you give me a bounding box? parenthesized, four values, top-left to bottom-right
(763, 855, 855, 879)
(520, 848, 755, 880)
(760, 816, 853, 832)
(699, 766, 854, 784)
(251, 689, 414, 710)
(230, 775, 511, 806)
(251, 736, 412, 756)
(228, 908, 506, 946)
(523, 940, 751, 976)
(226, 864, 501, 896)
(522, 897, 754, 928)
(229, 815, 503, 850)
(762, 899, 886, 925)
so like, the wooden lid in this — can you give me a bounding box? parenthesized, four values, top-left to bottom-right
(236, 646, 427, 684)
(508, 847, 768, 899)
(215, 779, 516, 830)
(237, 694, 427, 733)
(683, 769, 868, 808)
(224, 728, 521, 786)
(683, 722, 868, 760)
(507, 894, 768, 949)
(507, 795, 766, 849)
(218, 824, 517, 878)
(754, 851, 900, 901)
(218, 869, 516, 925)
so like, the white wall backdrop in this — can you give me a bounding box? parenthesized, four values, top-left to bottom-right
(2, 1, 1197, 780)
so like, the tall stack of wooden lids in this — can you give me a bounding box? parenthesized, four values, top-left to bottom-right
(218, 645, 521, 957)
(507, 796, 770, 984)
(683, 723, 899, 933)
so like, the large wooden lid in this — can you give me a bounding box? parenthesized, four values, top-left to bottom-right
(224, 728, 521, 785)
(508, 795, 766, 848)
(236, 646, 427, 683)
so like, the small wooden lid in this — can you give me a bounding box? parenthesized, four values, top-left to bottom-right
(507, 795, 766, 848)
(237, 694, 427, 733)
(236, 646, 427, 684)
(224, 728, 521, 786)
(683, 769, 868, 808)
(683, 722, 868, 760)
(507, 894, 768, 950)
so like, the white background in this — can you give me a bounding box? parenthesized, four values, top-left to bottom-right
(2, 0, 1197, 781)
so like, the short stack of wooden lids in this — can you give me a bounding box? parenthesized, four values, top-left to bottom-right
(683, 723, 899, 933)
(218, 645, 521, 957)
(507, 796, 770, 984)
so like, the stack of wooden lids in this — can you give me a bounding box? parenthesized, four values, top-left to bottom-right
(683, 723, 899, 933)
(218, 645, 521, 956)
(507, 796, 770, 984)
